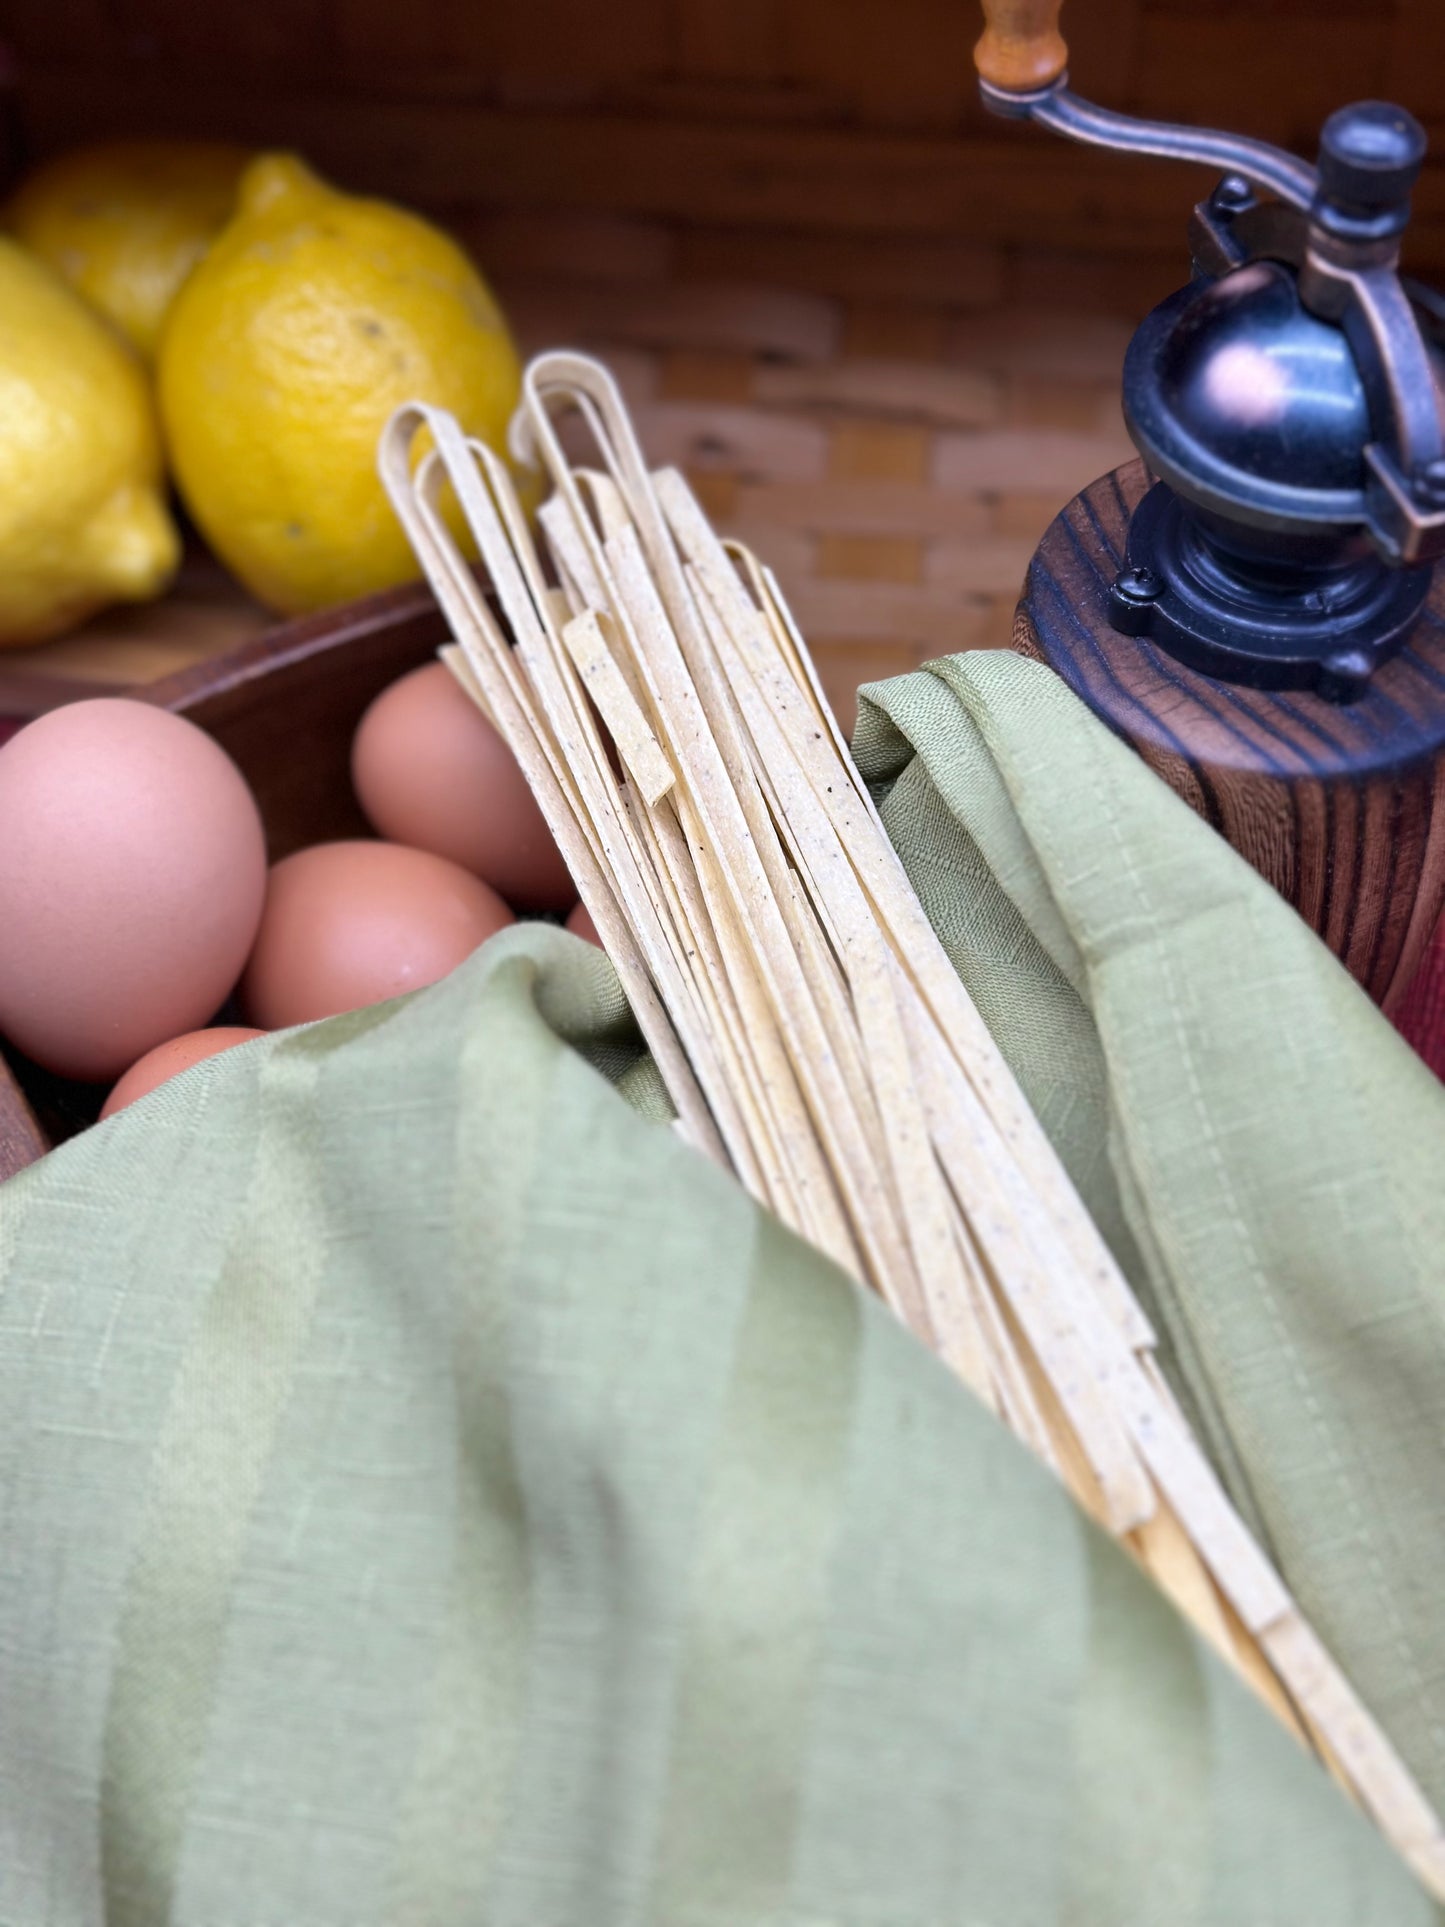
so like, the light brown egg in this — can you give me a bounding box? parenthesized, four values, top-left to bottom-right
(0, 698, 267, 1081)
(351, 661, 575, 912)
(100, 1025, 266, 1119)
(565, 901, 603, 948)
(240, 838, 514, 1029)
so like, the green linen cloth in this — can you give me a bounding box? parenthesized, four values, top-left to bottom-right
(0, 650, 1441, 1924)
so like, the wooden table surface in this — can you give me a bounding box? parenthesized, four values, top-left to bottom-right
(0, 547, 270, 725)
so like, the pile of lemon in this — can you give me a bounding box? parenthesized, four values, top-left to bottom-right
(0, 142, 522, 646)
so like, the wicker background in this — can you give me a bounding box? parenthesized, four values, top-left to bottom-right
(3, 0, 1445, 1059)
(1, 0, 1442, 731)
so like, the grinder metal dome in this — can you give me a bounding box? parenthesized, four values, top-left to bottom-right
(982, 78, 1445, 700)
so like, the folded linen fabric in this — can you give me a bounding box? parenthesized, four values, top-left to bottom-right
(856, 651, 1445, 1836)
(0, 651, 1440, 1923)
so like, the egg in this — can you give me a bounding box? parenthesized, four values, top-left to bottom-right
(0, 699, 267, 1081)
(351, 662, 575, 912)
(566, 901, 603, 948)
(100, 1026, 266, 1119)
(240, 838, 515, 1028)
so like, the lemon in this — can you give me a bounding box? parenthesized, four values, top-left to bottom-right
(0, 238, 179, 647)
(6, 141, 250, 364)
(157, 154, 523, 615)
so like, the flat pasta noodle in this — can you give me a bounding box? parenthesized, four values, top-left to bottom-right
(379, 359, 1445, 1904)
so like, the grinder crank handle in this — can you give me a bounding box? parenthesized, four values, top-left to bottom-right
(974, 0, 1068, 96)
(973, 0, 1316, 208)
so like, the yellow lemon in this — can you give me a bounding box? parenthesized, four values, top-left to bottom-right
(157, 154, 523, 615)
(0, 237, 179, 647)
(6, 141, 250, 364)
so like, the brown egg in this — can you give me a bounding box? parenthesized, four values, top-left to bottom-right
(351, 661, 575, 912)
(565, 901, 603, 948)
(241, 838, 514, 1029)
(0, 698, 267, 1081)
(100, 1026, 266, 1119)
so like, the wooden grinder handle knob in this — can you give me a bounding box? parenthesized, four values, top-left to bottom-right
(975, 0, 1068, 93)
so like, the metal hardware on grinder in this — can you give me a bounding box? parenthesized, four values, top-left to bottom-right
(978, 11, 1445, 1010)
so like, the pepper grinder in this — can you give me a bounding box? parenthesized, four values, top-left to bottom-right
(977, 0, 1445, 1009)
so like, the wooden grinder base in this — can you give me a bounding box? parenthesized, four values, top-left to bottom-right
(1015, 461, 1445, 1010)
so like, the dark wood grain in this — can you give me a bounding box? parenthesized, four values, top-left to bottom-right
(0, 580, 449, 1183)
(140, 579, 448, 860)
(0, 670, 117, 719)
(1016, 460, 1445, 1010)
(0, 1070, 47, 1182)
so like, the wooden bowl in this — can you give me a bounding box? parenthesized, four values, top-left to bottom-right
(0, 581, 450, 1183)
